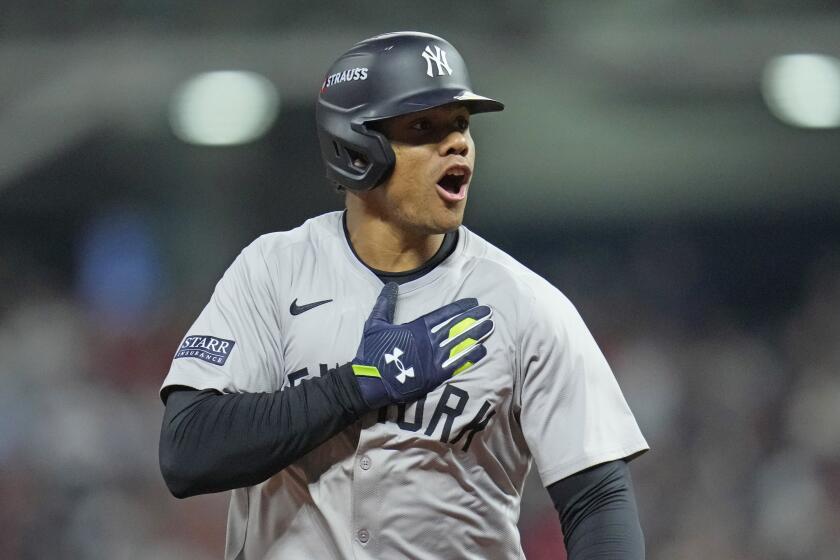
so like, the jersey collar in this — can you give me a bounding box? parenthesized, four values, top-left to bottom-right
(336, 210, 466, 294)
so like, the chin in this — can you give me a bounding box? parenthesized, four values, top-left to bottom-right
(403, 216, 461, 236)
(430, 213, 464, 234)
(397, 201, 465, 235)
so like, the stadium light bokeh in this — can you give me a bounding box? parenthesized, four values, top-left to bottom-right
(762, 54, 840, 129)
(169, 71, 280, 146)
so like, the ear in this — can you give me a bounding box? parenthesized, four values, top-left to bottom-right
(351, 156, 369, 170)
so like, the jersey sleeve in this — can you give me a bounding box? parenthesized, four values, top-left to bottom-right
(160, 237, 284, 398)
(517, 277, 648, 487)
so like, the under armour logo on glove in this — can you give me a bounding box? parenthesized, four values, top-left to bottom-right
(352, 282, 494, 409)
(385, 347, 415, 383)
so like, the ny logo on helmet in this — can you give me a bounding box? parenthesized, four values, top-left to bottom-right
(422, 45, 453, 77)
(384, 347, 415, 384)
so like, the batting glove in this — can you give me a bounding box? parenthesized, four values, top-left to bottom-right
(352, 282, 494, 409)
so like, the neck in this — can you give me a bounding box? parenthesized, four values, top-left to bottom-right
(345, 202, 445, 273)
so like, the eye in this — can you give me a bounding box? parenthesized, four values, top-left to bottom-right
(455, 115, 469, 131)
(410, 119, 431, 132)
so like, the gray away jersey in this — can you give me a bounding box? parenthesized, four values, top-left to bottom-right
(161, 211, 648, 560)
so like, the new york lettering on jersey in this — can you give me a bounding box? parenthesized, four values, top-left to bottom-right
(285, 361, 499, 452)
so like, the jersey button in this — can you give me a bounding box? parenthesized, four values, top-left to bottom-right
(359, 455, 371, 470)
(357, 529, 370, 544)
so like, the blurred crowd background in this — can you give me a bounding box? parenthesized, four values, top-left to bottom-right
(2, 2, 840, 559)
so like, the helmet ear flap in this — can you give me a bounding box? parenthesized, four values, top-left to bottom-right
(351, 121, 395, 172)
(328, 123, 394, 191)
(318, 115, 395, 191)
(339, 145, 370, 173)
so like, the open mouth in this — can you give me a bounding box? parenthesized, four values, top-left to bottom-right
(436, 165, 471, 200)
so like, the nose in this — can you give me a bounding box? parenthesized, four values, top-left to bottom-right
(438, 129, 469, 158)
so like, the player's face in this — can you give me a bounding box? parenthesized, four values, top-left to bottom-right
(367, 104, 476, 235)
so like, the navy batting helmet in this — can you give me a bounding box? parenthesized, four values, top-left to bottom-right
(315, 31, 504, 191)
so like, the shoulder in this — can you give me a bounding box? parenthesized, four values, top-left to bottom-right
(460, 226, 577, 318)
(231, 211, 344, 277)
(218, 211, 343, 288)
(250, 211, 343, 261)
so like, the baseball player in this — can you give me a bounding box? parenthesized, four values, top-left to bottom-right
(159, 31, 648, 559)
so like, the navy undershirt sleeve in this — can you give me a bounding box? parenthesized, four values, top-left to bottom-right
(159, 362, 369, 498)
(547, 459, 645, 559)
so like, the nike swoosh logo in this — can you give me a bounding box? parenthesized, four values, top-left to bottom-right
(290, 298, 333, 316)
